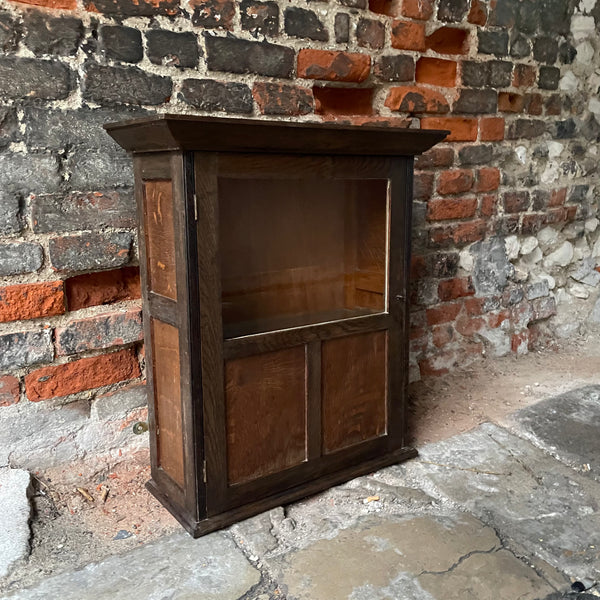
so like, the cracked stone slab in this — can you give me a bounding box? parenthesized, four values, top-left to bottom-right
(507, 385, 600, 483)
(2, 532, 260, 600)
(395, 423, 600, 581)
(0, 469, 31, 579)
(263, 513, 554, 600)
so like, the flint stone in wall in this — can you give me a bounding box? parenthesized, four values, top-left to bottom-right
(568, 282, 590, 299)
(478, 328, 511, 357)
(588, 297, 600, 323)
(505, 235, 520, 260)
(0, 330, 53, 370)
(471, 237, 514, 295)
(537, 226, 561, 252)
(570, 258, 600, 287)
(526, 280, 550, 300)
(544, 241, 574, 268)
(520, 236, 539, 255)
(521, 246, 543, 265)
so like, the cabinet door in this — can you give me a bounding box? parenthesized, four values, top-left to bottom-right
(195, 153, 413, 516)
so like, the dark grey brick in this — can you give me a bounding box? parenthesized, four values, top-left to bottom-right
(488, 0, 517, 27)
(427, 252, 460, 278)
(49, 232, 134, 272)
(0, 107, 18, 149)
(0, 193, 21, 235)
(510, 33, 531, 58)
(356, 18, 385, 49)
(146, 30, 199, 68)
(461, 61, 488, 87)
(540, 0, 572, 35)
(375, 54, 414, 82)
(284, 7, 328, 41)
(478, 31, 508, 56)
(538, 66, 560, 90)
(489, 61, 513, 87)
(240, 0, 279, 37)
(83, 64, 172, 105)
(191, 0, 235, 29)
(0, 330, 53, 370)
(100, 26, 143, 63)
(31, 191, 136, 234)
(516, 0, 540, 33)
(82, 0, 179, 16)
(0, 57, 72, 101)
(569, 184, 589, 203)
(554, 118, 577, 139)
(0, 153, 61, 194)
(533, 37, 559, 64)
(437, 0, 469, 22)
(205, 35, 294, 78)
(0, 242, 43, 276)
(453, 89, 497, 114)
(23, 12, 83, 56)
(65, 149, 134, 189)
(532, 189, 550, 211)
(559, 42, 577, 64)
(0, 12, 20, 52)
(458, 145, 493, 166)
(338, 0, 367, 8)
(334, 13, 350, 44)
(507, 119, 546, 140)
(179, 79, 253, 114)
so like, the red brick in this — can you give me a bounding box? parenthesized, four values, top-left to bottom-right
(369, 0, 400, 17)
(426, 27, 469, 55)
(297, 50, 371, 83)
(0, 281, 65, 324)
(410, 334, 428, 353)
(391, 20, 426, 51)
(65, 267, 140, 311)
(566, 205, 577, 220)
(503, 191, 530, 213)
(411, 254, 427, 279)
(437, 169, 474, 195)
(11, 0, 76, 8)
(525, 93, 543, 116)
(426, 301, 462, 325)
(385, 86, 449, 114)
(429, 219, 486, 246)
(475, 167, 500, 192)
(513, 64, 536, 88)
(427, 197, 477, 221)
(0, 375, 20, 407)
(467, 0, 487, 25)
(25, 348, 141, 402)
(415, 146, 454, 169)
(545, 94, 561, 116)
(414, 172, 434, 201)
(432, 324, 454, 348)
(549, 187, 567, 207)
(479, 117, 504, 141)
(521, 213, 545, 234)
(401, 0, 434, 19)
(314, 86, 372, 116)
(253, 83, 314, 116)
(511, 330, 530, 354)
(419, 355, 450, 377)
(480, 193, 498, 216)
(464, 296, 486, 316)
(438, 277, 475, 301)
(455, 315, 484, 336)
(415, 58, 457, 87)
(421, 117, 477, 142)
(498, 92, 524, 113)
(488, 309, 510, 329)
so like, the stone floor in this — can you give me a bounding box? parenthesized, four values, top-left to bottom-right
(2, 385, 600, 599)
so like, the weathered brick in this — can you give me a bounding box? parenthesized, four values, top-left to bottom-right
(437, 169, 474, 195)
(298, 50, 370, 82)
(180, 79, 253, 113)
(545, 94, 561, 116)
(427, 196, 477, 220)
(313, 87, 372, 116)
(458, 144, 493, 165)
(0, 13, 20, 52)
(533, 37, 558, 64)
(49, 232, 133, 272)
(521, 213, 546, 234)
(0, 281, 65, 323)
(503, 190, 530, 213)
(538, 66, 560, 90)
(549, 187, 567, 207)
(31, 191, 136, 234)
(426, 27, 469, 55)
(25, 348, 141, 402)
(498, 92, 525, 113)
(374, 54, 414, 81)
(0, 57, 72, 101)
(254, 82, 313, 115)
(481, 193, 498, 216)
(0, 153, 61, 196)
(510, 34, 531, 59)
(241, 0, 279, 37)
(64, 149, 133, 191)
(513, 64, 536, 88)
(479, 116, 504, 140)
(429, 219, 486, 246)
(356, 18, 385, 49)
(426, 301, 462, 325)
(506, 119, 546, 139)
(0, 242, 43, 276)
(66, 267, 140, 311)
(83, 64, 172, 106)
(475, 167, 500, 192)
(489, 60, 513, 87)
(413, 172, 434, 201)
(402, 0, 433, 19)
(415, 147, 454, 169)
(461, 61, 488, 87)
(23, 12, 83, 56)
(421, 117, 478, 142)
(391, 20, 426, 51)
(146, 30, 199, 68)
(206, 35, 294, 78)
(467, 0, 486, 25)
(84, 0, 178, 16)
(437, 0, 469, 22)
(285, 7, 328, 41)
(415, 58, 457, 87)
(385, 86, 449, 114)
(453, 88, 497, 113)
(531, 189, 550, 211)
(334, 13, 350, 43)
(0, 330, 53, 370)
(99, 26, 142, 63)
(0, 375, 19, 407)
(477, 30, 508, 56)
(191, 0, 235, 29)
(0, 108, 18, 150)
(56, 309, 143, 356)
(525, 93, 543, 116)
(432, 323, 454, 348)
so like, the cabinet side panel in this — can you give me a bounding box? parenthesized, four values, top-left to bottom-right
(225, 346, 307, 485)
(151, 318, 185, 487)
(322, 331, 387, 453)
(144, 180, 177, 300)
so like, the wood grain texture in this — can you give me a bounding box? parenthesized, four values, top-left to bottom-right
(151, 318, 185, 487)
(225, 346, 307, 485)
(144, 180, 177, 300)
(322, 331, 387, 453)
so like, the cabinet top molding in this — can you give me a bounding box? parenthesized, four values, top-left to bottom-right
(105, 114, 448, 156)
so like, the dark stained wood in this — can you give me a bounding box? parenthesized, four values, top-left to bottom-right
(306, 340, 322, 460)
(106, 115, 448, 156)
(144, 179, 177, 300)
(225, 347, 307, 485)
(151, 318, 185, 487)
(322, 331, 388, 454)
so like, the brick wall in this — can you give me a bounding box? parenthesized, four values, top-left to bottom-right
(0, 0, 599, 468)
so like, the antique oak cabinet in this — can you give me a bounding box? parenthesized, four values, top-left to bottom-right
(106, 116, 446, 536)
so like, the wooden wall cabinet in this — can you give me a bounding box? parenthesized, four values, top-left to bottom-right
(106, 116, 446, 537)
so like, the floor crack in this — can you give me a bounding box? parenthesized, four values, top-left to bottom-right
(418, 545, 499, 577)
(487, 432, 544, 485)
